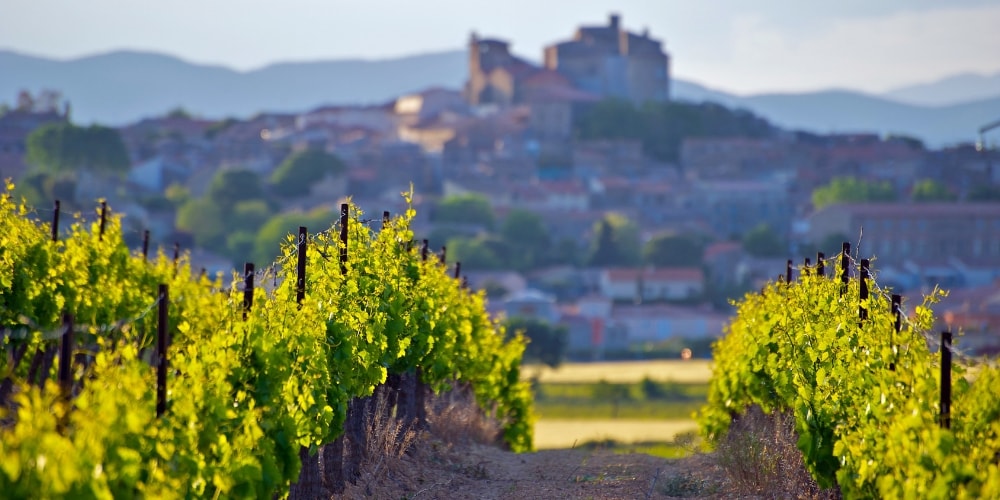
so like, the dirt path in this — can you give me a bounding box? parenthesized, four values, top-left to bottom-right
(344, 440, 723, 499)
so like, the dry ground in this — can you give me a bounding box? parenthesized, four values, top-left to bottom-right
(343, 436, 724, 499)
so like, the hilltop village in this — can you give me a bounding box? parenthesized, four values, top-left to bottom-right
(2, 15, 999, 358)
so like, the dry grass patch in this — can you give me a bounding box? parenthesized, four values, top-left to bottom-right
(714, 406, 840, 499)
(426, 382, 504, 448)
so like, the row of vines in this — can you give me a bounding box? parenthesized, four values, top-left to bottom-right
(0, 182, 533, 498)
(699, 253, 1000, 498)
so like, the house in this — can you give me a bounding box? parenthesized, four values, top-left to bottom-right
(598, 267, 705, 302)
(465, 35, 543, 107)
(0, 107, 68, 180)
(803, 203, 1000, 268)
(558, 313, 629, 360)
(463, 270, 528, 298)
(703, 241, 745, 286)
(609, 303, 729, 344)
(680, 137, 792, 179)
(691, 179, 793, 239)
(932, 280, 1000, 355)
(500, 288, 560, 323)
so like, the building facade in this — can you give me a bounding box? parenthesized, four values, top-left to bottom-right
(543, 14, 670, 103)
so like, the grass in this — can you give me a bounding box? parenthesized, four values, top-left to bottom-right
(535, 400, 703, 420)
(533, 380, 708, 420)
(713, 405, 840, 498)
(574, 439, 693, 459)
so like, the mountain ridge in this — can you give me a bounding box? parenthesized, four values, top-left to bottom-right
(2, 48, 999, 147)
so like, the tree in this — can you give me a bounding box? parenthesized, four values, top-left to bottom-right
(207, 168, 265, 210)
(504, 316, 568, 368)
(231, 200, 271, 233)
(811, 176, 897, 209)
(433, 194, 495, 229)
(25, 123, 129, 175)
(741, 223, 785, 257)
(968, 185, 1000, 201)
(270, 149, 346, 197)
(910, 179, 956, 202)
(226, 231, 257, 264)
(166, 107, 193, 119)
(642, 232, 705, 267)
(253, 209, 336, 264)
(500, 209, 551, 269)
(164, 183, 191, 208)
(587, 214, 640, 267)
(573, 99, 774, 164)
(592, 379, 631, 418)
(176, 198, 227, 251)
(446, 235, 508, 270)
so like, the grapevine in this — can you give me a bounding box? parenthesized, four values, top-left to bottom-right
(699, 255, 1000, 498)
(0, 183, 533, 498)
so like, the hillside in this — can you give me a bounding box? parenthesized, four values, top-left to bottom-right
(2, 49, 999, 147)
(0, 49, 467, 124)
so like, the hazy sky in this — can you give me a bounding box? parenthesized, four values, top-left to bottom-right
(3, 0, 999, 94)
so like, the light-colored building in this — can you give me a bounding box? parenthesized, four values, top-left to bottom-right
(609, 304, 728, 343)
(598, 267, 704, 302)
(804, 203, 1000, 266)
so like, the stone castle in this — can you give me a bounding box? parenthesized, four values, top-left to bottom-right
(465, 14, 670, 107)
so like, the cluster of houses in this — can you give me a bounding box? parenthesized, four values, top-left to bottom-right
(1, 15, 999, 357)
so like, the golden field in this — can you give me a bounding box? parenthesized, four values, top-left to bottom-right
(523, 359, 713, 384)
(533, 419, 699, 449)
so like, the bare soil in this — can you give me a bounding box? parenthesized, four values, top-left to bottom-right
(342, 437, 725, 500)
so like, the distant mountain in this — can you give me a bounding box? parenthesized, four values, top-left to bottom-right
(0, 49, 468, 125)
(671, 82, 1000, 147)
(2, 49, 998, 147)
(882, 72, 1000, 107)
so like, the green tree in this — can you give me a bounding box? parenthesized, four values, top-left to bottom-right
(26, 123, 129, 175)
(253, 209, 336, 264)
(968, 185, 1000, 201)
(166, 107, 193, 119)
(208, 168, 265, 210)
(433, 194, 495, 229)
(176, 198, 227, 251)
(446, 235, 507, 270)
(164, 183, 191, 207)
(574, 99, 774, 164)
(504, 316, 568, 368)
(742, 223, 786, 257)
(500, 209, 551, 270)
(812, 177, 897, 209)
(910, 179, 956, 202)
(588, 214, 640, 267)
(592, 379, 632, 418)
(231, 200, 271, 233)
(270, 149, 346, 197)
(226, 231, 257, 264)
(642, 232, 705, 267)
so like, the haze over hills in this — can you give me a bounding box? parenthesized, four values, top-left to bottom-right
(883, 71, 1000, 107)
(2, 48, 999, 147)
